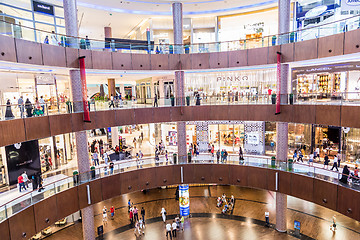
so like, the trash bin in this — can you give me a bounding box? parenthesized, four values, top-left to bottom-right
(288, 158, 293, 172)
(173, 153, 177, 164)
(73, 170, 79, 185)
(271, 94, 276, 104)
(91, 166, 96, 179)
(289, 93, 293, 105)
(271, 157, 276, 168)
(188, 152, 192, 163)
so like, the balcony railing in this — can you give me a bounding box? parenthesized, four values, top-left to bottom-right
(0, 14, 359, 54)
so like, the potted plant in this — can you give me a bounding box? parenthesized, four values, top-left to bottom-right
(171, 94, 175, 106)
(186, 96, 190, 106)
(288, 158, 293, 172)
(271, 94, 276, 104)
(271, 156, 276, 168)
(289, 93, 294, 105)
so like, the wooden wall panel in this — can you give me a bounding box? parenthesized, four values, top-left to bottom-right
(337, 186, 360, 221)
(150, 54, 169, 70)
(280, 43, 294, 62)
(24, 116, 51, 141)
(153, 107, 172, 123)
(273, 105, 293, 123)
(294, 39, 318, 61)
(344, 29, 360, 55)
(15, 39, 43, 65)
(193, 164, 213, 183)
(209, 52, 229, 69)
(208, 105, 228, 121)
(318, 33, 344, 58)
(9, 206, 36, 240)
(78, 180, 103, 209)
(101, 174, 121, 200)
(41, 44, 66, 67)
(115, 108, 135, 126)
(34, 195, 57, 232)
(79, 49, 93, 69)
(229, 165, 248, 186)
(227, 105, 248, 121)
(155, 166, 176, 187)
(136, 168, 157, 190)
(315, 105, 341, 126)
(191, 53, 210, 69)
(341, 106, 360, 128)
(268, 45, 280, 64)
(182, 164, 194, 184)
(248, 47, 268, 66)
(290, 174, 314, 202)
(211, 164, 230, 184)
(56, 187, 79, 220)
(267, 169, 277, 192)
(131, 54, 151, 70)
(0, 35, 17, 62)
(134, 108, 154, 124)
(120, 170, 140, 193)
(112, 52, 132, 70)
(292, 105, 316, 124)
(278, 171, 291, 195)
(247, 167, 268, 190)
(168, 54, 180, 70)
(95, 110, 116, 129)
(49, 114, 72, 136)
(0, 219, 10, 240)
(179, 54, 191, 69)
(228, 49, 247, 67)
(0, 119, 26, 147)
(313, 179, 337, 211)
(92, 51, 112, 69)
(65, 47, 79, 68)
(248, 105, 276, 122)
(169, 106, 183, 122)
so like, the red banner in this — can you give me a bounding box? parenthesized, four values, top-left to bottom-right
(276, 52, 281, 115)
(79, 56, 91, 122)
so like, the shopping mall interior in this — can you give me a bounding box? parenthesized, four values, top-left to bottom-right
(0, 0, 360, 239)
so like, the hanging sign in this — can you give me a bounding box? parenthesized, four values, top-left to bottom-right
(276, 52, 281, 115)
(32, 1, 54, 15)
(79, 56, 91, 122)
(341, 0, 360, 11)
(179, 185, 190, 216)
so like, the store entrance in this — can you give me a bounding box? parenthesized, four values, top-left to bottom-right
(314, 126, 340, 158)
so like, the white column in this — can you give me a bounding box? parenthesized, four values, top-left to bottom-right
(111, 127, 119, 149)
(63, 0, 79, 48)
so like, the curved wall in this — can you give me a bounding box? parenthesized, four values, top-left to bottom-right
(1, 164, 359, 240)
(1, 104, 360, 147)
(0, 30, 360, 70)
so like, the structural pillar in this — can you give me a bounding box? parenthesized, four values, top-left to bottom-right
(275, 0, 290, 233)
(108, 78, 116, 98)
(104, 26, 112, 38)
(111, 127, 119, 149)
(63, 0, 79, 48)
(173, 2, 186, 163)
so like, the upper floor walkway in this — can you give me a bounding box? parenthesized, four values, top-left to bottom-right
(1, 16, 360, 71)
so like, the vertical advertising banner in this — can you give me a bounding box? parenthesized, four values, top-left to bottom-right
(276, 52, 281, 115)
(179, 185, 190, 216)
(5, 140, 41, 185)
(79, 56, 91, 122)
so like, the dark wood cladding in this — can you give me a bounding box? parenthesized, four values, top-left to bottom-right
(3, 27, 360, 70)
(2, 164, 360, 238)
(1, 104, 360, 147)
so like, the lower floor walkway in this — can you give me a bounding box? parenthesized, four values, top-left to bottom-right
(44, 185, 360, 240)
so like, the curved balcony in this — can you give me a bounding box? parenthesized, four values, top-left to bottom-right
(0, 156, 359, 240)
(0, 16, 360, 70)
(1, 98, 360, 148)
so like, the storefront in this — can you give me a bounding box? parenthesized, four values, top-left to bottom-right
(292, 62, 360, 102)
(0, 0, 66, 42)
(185, 68, 277, 101)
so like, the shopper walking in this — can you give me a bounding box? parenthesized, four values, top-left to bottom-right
(110, 206, 115, 219)
(141, 207, 146, 223)
(25, 98, 33, 117)
(216, 150, 220, 164)
(39, 96, 45, 114)
(128, 199, 132, 212)
(133, 206, 139, 222)
(180, 216, 184, 231)
(22, 171, 29, 188)
(172, 220, 177, 237)
(161, 207, 167, 223)
(324, 154, 330, 169)
(109, 160, 114, 174)
(340, 165, 350, 184)
(5, 99, 14, 119)
(166, 222, 172, 239)
(85, 36, 91, 49)
(92, 151, 99, 166)
(154, 93, 158, 107)
(18, 174, 26, 192)
(102, 206, 108, 225)
(331, 156, 339, 171)
(18, 96, 24, 118)
(109, 94, 115, 108)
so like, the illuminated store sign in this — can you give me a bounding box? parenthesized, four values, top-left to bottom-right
(341, 0, 360, 10)
(32, 1, 54, 16)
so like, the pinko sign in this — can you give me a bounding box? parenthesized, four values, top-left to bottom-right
(341, 0, 360, 10)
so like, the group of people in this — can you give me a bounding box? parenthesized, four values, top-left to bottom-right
(17, 171, 44, 193)
(102, 205, 115, 225)
(127, 200, 146, 237)
(165, 216, 184, 239)
(216, 149, 229, 163)
(4, 96, 46, 119)
(108, 93, 123, 109)
(217, 193, 235, 214)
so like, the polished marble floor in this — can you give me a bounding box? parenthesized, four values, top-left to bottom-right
(45, 185, 360, 240)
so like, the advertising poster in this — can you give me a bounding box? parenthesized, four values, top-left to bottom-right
(168, 131, 177, 146)
(179, 185, 190, 216)
(5, 140, 41, 185)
